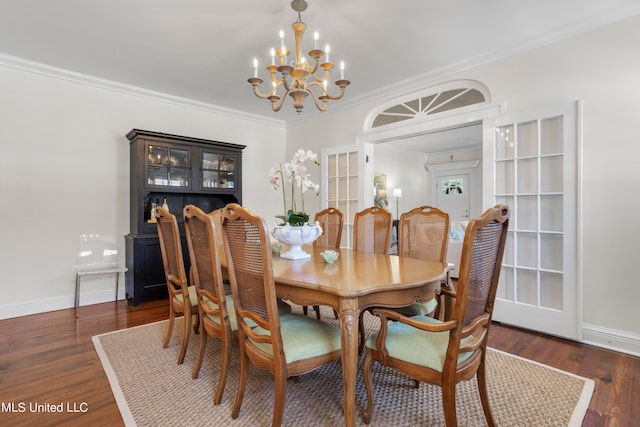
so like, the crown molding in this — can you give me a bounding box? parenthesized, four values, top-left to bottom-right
(0, 52, 286, 128)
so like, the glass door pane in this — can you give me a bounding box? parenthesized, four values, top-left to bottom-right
(323, 145, 361, 248)
(147, 145, 189, 187)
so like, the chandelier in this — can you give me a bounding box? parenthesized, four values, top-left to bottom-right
(247, 0, 350, 113)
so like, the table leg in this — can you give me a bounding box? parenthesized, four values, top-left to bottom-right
(339, 298, 358, 427)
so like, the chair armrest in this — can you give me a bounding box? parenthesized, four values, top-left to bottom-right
(371, 308, 457, 363)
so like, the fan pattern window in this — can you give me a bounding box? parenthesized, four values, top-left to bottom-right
(370, 84, 487, 129)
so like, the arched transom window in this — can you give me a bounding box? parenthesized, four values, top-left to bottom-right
(368, 80, 489, 129)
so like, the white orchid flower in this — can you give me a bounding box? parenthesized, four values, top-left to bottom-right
(271, 149, 320, 223)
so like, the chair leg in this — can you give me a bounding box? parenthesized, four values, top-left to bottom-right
(191, 321, 207, 379)
(178, 306, 191, 365)
(193, 309, 200, 334)
(362, 349, 375, 424)
(441, 379, 458, 427)
(477, 355, 496, 427)
(313, 305, 321, 319)
(163, 306, 176, 349)
(303, 306, 309, 316)
(212, 332, 232, 405)
(272, 368, 287, 427)
(75, 274, 81, 318)
(231, 344, 249, 420)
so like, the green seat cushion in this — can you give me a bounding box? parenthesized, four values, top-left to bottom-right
(365, 315, 473, 371)
(203, 294, 247, 331)
(251, 314, 341, 363)
(392, 298, 438, 317)
(202, 296, 291, 331)
(175, 285, 198, 307)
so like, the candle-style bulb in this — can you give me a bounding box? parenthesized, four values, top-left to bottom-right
(325, 44, 331, 63)
(314, 31, 319, 49)
(253, 57, 258, 78)
(340, 61, 345, 80)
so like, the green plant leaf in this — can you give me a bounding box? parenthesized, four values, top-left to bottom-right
(286, 211, 309, 226)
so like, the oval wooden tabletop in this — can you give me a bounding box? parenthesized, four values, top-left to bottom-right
(271, 246, 447, 297)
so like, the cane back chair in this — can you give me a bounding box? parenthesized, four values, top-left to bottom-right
(353, 206, 393, 255)
(183, 205, 238, 404)
(221, 203, 342, 427)
(362, 205, 510, 426)
(354, 206, 393, 349)
(155, 206, 199, 365)
(395, 206, 450, 317)
(304, 207, 344, 319)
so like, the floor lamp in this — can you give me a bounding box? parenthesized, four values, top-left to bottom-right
(393, 188, 402, 219)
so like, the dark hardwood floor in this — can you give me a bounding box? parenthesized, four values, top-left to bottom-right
(0, 299, 638, 426)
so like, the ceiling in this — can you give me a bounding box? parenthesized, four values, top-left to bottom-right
(1, 0, 639, 126)
(380, 122, 485, 155)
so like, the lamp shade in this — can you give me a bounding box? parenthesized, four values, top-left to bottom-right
(393, 188, 403, 198)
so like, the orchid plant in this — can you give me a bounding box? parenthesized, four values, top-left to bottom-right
(270, 149, 320, 226)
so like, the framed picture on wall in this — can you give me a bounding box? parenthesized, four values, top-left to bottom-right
(373, 173, 388, 208)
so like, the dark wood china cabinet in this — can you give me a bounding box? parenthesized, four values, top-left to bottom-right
(125, 129, 245, 305)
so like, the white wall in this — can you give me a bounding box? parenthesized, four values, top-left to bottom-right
(288, 15, 640, 352)
(372, 146, 429, 219)
(0, 66, 286, 318)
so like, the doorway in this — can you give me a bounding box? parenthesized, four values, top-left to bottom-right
(427, 160, 479, 222)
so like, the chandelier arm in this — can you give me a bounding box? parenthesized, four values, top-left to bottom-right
(307, 57, 320, 75)
(271, 89, 291, 112)
(310, 79, 350, 100)
(305, 88, 328, 112)
(306, 81, 329, 95)
(322, 86, 346, 101)
(248, 78, 277, 99)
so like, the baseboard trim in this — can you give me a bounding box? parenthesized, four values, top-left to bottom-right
(582, 323, 640, 358)
(0, 290, 123, 320)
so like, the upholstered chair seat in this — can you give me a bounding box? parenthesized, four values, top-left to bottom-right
(365, 315, 474, 371)
(251, 314, 342, 363)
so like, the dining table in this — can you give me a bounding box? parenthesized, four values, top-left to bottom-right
(271, 245, 447, 427)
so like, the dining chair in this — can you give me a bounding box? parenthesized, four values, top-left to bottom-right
(221, 203, 342, 427)
(361, 205, 510, 426)
(395, 206, 450, 317)
(183, 205, 237, 404)
(354, 206, 393, 350)
(353, 206, 393, 254)
(155, 206, 199, 365)
(303, 207, 344, 319)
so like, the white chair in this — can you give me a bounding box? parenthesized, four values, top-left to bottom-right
(75, 234, 127, 318)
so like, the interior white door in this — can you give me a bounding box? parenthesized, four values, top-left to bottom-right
(435, 172, 471, 221)
(484, 101, 581, 340)
(321, 143, 369, 248)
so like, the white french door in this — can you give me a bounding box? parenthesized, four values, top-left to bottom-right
(484, 101, 581, 340)
(321, 144, 371, 248)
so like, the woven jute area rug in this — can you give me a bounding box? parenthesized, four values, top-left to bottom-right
(93, 306, 594, 426)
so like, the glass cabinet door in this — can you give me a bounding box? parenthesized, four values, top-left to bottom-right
(147, 145, 189, 187)
(201, 151, 236, 189)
